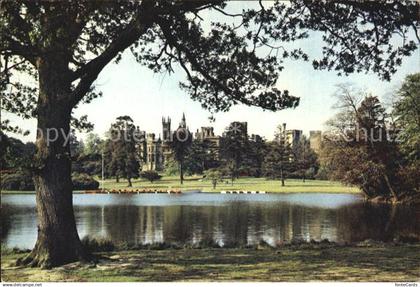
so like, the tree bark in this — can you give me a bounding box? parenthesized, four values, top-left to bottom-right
(180, 161, 184, 185)
(127, 177, 132, 187)
(18, 58, 89, 268)
(116, 175, 120, 183)
(384, 174, 399, 201)
(281, 168, 285, 187)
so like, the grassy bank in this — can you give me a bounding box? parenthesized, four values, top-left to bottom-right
(0, 177, 359, 194)
(99, 176, 359, 193)
(2, 243, 419, 281)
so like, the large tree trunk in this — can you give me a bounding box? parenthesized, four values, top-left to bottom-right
(127, 177, 132, 187)
(18, 59, 89, 268)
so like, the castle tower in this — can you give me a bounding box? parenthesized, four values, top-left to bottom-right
(162, 116, 171, 141)
(179, 113, 187, 129)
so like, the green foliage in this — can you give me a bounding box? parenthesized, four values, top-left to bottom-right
(204, 168, 222, 189)
(219, 122, 249, 179)
(72, 173, 100, 190)
(393, 73, 420, 161)
(0, 132, 35, 171)
(164, 158, 179, 176)
(243, 136, 267, 177)
(168, 127, 193, 184)
(72, 153, 102, 177)
(0, 171, 99, 191)
(292, 137, 319, 181)
(1, 1, 417, 129)
(1, 170, 34, 191)
(262, 126, 294, 186)
(81, 236, 115, 253)
(104, 116, 141, 186)
(321, 85, 418, 200)
(69, 130, 84, 159)
(263, 142, 293, 182)
(184, 139, 219, 175)
(140, 170, 162, 183)
(83, 133, 104, 156)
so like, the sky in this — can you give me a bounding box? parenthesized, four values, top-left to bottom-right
(4, 2, 419, 142)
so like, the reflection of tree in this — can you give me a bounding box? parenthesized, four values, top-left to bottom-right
(336, 203, 420, 243)
(96, 202, 420, 246)
(219, 202, 250, 246)
(77, 206, 107, 238)
(103, 205, 141, 244)
(163, 206, 196, 244)
(51, 199, 420, 247)
(5, 197, 420, 250)
(1, 204, 12, 241)
(1, 204, 38, 249)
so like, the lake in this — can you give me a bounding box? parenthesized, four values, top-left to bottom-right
(1, 192, 419, 249)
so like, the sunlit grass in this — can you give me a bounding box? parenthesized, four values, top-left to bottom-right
(2, 244, 419, 281)
(98, 176, 359, 193)
(0, 176, 359, 194)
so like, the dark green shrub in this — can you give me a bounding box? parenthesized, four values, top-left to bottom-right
(140, 170, 162, 183)
(81, 236, 115, 252)
(1, 171, 99, 191)
(72, 173, 100, 190)
(1, 171, 34, 191)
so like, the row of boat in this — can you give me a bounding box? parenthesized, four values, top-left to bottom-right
(84, 189, 182, 194)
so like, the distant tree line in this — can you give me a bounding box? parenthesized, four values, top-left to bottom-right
(2, 74, 417, 197)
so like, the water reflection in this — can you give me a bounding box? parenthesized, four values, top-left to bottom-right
(1, 193, 419, 249)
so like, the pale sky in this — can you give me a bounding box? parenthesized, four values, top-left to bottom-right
(4, 2, 419, 142)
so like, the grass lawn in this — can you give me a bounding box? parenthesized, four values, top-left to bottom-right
(2, 244, 419, 281)
(99, 176, 359, 193)
(0, 177, 359, 194)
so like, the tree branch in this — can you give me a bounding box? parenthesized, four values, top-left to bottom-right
(70, 5, 155, 106)
(1, 36, 37, 65)
(157, 18, 251, 106)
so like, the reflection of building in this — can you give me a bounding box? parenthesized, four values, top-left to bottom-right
(309, 130, 322, 154)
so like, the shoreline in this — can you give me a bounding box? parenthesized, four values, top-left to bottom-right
(0, 190, 362, 195)
(1, 178, 361, 194)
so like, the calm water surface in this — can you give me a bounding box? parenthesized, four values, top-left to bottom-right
(1, 193, 419, 249)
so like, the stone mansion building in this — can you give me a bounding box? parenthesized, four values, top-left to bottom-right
(138, 114, 322, 171)
(138, 114, 221, 171)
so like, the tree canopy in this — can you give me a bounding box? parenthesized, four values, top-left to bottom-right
(2, 1, 418, 131)
(321, 82, 419, 201)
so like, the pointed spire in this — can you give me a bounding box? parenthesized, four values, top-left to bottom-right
(180, 113, 187, 128)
